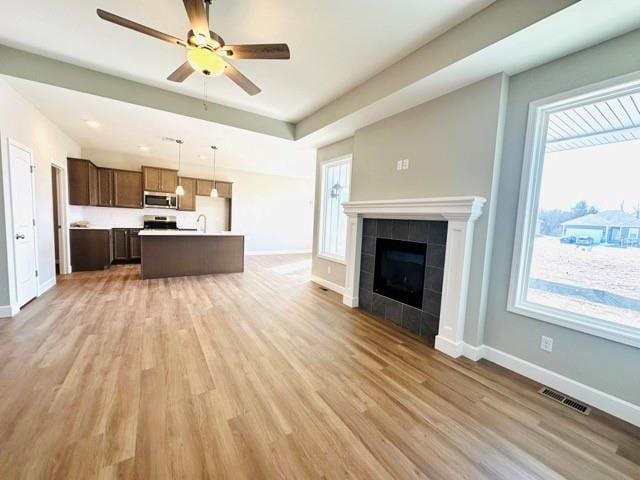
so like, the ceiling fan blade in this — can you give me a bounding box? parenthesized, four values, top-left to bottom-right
(221, 44, 290, 60)
(97, 9, 186, 47)
(182, 0, 210, 38)
(223, 62, 261, 96)
(167, 62, 195, 82)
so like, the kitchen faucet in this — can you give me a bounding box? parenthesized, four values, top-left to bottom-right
(196, 214, 207, 233)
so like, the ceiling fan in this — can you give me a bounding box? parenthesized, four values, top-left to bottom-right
(96, 0, 290, 96)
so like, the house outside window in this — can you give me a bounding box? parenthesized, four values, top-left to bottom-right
(509, 73, 640, 348)
(318, 155, 352, 263)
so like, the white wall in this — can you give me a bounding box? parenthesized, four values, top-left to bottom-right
(0, 78, 80, 308)
(78, 149, 315, 254)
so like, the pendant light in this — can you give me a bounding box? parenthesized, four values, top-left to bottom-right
(210, 145, 219, 197)
(175, 139, 184, 196)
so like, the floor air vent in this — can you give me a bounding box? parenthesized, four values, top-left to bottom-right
(538, 387, 592, 415)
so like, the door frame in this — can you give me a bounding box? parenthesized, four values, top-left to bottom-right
(51, 159, 71, 275)
(7, 137, 40, 300)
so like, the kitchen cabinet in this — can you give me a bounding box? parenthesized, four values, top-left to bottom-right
(195, 178, 232, 198)
(97, 168, 114, 207)
(68, 158, 98, 206)
(113, 228, 141, 262)
(177, 177, 197, 211)
(215, 181, 233, 199)
(143, 166, 178, 193)
(114, 170, 143, 208)
(70, 229, 112, 271)
(129, 229, 141, 260)
(196, 178, 214, 196)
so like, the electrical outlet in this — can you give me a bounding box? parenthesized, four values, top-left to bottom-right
(540, 336, 553, 352)
(402, 158, 409, 170)
(327, 265, 332, 274)
(396, 160, 403, 171)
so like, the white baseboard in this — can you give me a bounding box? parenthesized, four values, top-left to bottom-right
(39, 276, 56, 295)
(435, 335, 465, 358)
(342, 294, 358, 307)
(462, 343, 487, 361)
(246, 249, 312, 256)
(310, 275, 345, 295)
(463, 344, 640, 427)
(0, 303, 19, 318)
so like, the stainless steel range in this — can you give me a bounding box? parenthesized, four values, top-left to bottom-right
(143, 215, 177, 230)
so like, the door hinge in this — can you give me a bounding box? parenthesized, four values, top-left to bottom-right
(32, 219, 36, 226)
(30, 165, 35, 173)
(35, 270, 38, 277)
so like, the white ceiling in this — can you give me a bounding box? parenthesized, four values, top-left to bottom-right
(3, 76, 315, 178)
(0, 0, 494, 122)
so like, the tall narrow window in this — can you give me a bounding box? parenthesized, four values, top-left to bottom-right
(509, 75, 640, 348)
(318, 156, 352, 262)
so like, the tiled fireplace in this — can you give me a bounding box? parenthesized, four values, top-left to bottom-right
(342, 197, 486, 358)
(358, 218, 447, 343)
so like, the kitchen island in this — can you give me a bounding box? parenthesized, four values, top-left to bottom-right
(139, 230, 244, 279)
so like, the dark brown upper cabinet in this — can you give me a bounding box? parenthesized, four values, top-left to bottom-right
(68, 158, 98, 206)
(196, 178, 214, 196)
(143, 166, 178, 194)
(177, 177, 197, 211)
(97, 168, 114, 207)
(195, 178, 233, 198)
(114, 170, 143, 208)
(215, 181, 233, 199)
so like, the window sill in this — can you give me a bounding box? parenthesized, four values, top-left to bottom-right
(317, 253, 346, 265)
(507, 300, 640, 349)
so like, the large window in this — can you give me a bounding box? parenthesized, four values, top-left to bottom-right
(509, 74, 640, 347)
(318, 155, 351, 262)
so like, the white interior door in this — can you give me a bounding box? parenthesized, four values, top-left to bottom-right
(8, 141, 38, 307)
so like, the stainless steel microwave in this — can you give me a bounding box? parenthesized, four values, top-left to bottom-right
(143, 191, 177, 209)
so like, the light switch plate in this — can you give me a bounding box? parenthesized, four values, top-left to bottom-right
(396, 160, 403, 171)
(402, 159, 409, 169)
(540, 336, 553, 352)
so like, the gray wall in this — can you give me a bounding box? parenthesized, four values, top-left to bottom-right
(486, 29, 640, 405)
(311, 137, 353, 287)
(351, 74, 508, 344)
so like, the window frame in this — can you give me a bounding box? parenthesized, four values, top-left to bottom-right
(317, 154, 352, 264)
(508, 71, 640, 349)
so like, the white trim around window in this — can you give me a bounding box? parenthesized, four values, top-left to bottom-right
(508, 70, 640, 349)
(317, 154, 352, 264)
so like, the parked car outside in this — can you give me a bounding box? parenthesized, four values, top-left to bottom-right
(576, 236, 595, 246)
(560, 235, 576, 244)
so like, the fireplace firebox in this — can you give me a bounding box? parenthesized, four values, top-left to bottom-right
(373, 238, 426, 309)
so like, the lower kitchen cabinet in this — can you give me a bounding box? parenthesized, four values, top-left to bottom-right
(113, 228, 141, 262)
(70, 229, 113, 271)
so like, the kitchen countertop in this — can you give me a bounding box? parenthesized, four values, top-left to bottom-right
(70, 225, 142, 230)
(138, 230, 243, 236)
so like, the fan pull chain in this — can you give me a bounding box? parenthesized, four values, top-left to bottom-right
(203, 78, 208, 112)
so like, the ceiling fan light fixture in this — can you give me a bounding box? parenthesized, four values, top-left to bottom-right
(187, 47, 225, 77)
(192, 33, 208, 47)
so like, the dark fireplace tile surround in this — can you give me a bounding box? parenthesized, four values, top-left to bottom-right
(359, 218, 447, 342)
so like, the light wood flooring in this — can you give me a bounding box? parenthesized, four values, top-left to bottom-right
(0, 254, 638, 479)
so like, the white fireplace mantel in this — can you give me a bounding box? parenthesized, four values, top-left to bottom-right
(342, 196, 487, 358)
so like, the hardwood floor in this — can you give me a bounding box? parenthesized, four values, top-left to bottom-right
(0, 254, 638, 479)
